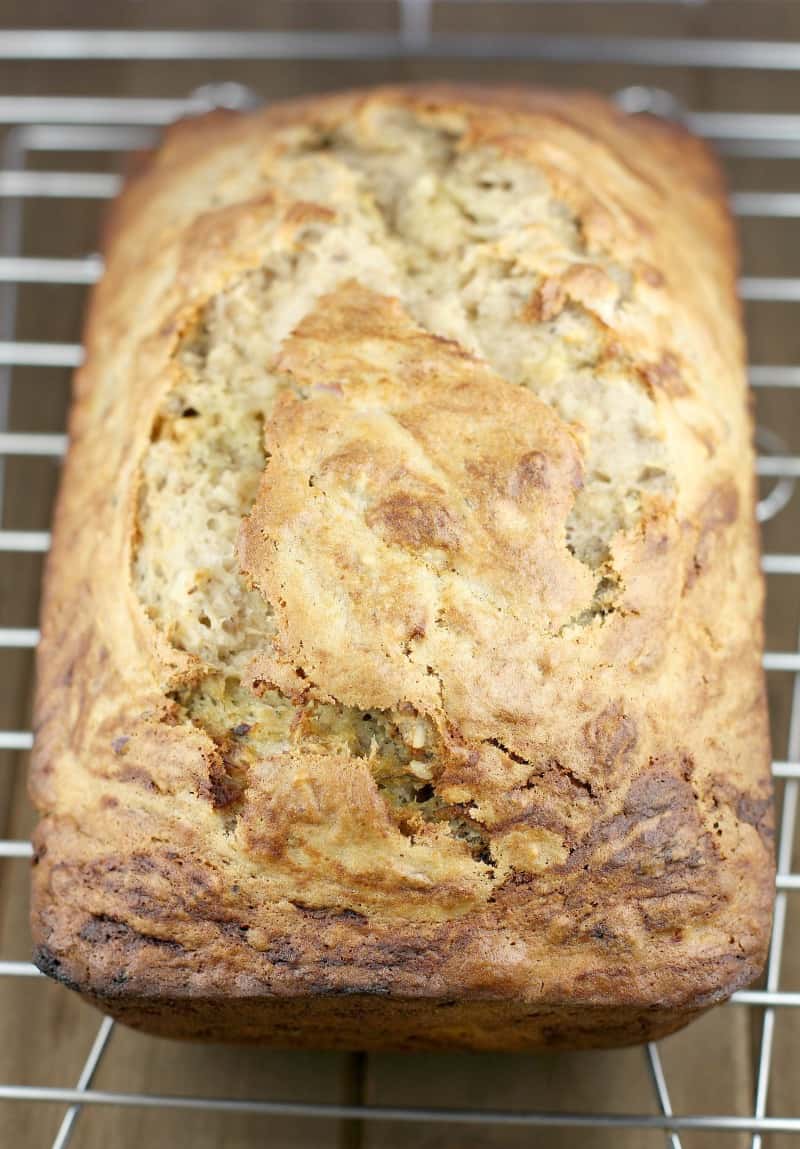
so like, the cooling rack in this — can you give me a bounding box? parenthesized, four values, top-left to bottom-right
(0, 2, 798, 1146)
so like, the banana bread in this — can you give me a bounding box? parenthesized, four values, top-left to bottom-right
(30, 85, 774, 1050)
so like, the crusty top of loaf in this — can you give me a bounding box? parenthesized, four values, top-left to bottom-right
(31, 86, 773, 1007)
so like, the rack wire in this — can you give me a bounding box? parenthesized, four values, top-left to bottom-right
(0, 3, 798, 1146)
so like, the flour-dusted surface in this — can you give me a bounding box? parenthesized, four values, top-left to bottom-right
(29, 87, 773, 1049)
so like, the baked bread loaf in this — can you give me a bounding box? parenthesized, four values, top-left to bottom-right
(30, 85, 774, 1050)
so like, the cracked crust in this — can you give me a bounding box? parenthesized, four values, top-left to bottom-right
(30, 85, 773, 1050)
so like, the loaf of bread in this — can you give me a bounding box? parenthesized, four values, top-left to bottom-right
(30, 85, 774, 1050)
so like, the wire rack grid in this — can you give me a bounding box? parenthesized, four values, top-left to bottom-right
(0, 3, 798, 1147)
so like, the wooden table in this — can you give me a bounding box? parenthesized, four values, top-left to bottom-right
(0, 3, 797, 1146)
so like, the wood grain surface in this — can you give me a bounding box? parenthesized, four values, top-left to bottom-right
(0, 3, 797, 1147)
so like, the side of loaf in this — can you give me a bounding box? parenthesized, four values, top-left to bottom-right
(30, 85, 774, 1050)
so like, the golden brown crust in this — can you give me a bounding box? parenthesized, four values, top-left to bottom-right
(30, 85, 774, 1050)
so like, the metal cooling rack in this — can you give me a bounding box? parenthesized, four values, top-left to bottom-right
(0, 3, 798, 1145)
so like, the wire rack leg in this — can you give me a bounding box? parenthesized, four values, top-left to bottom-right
(50, 1017, 115, 1149)
(400, 0, 432, 49)
(645, 1043, 683, 1149)
(750, 635, 800, 1149)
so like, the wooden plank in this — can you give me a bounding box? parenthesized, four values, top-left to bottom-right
(701, 7, 800, 1148)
